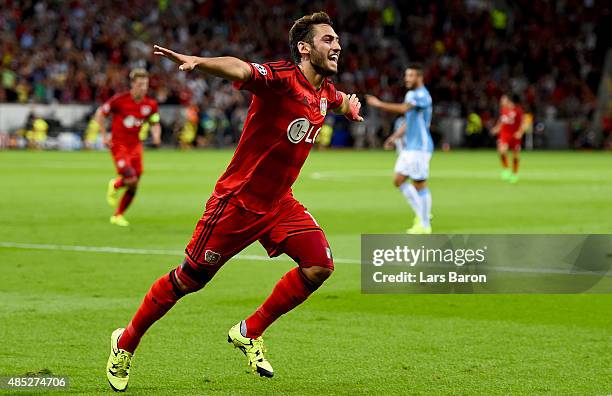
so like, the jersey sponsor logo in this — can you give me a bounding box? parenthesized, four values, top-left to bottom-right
(501, 112, 516, 124)
(141, 105, 152, 116)
(287, 118, 321, 144)
(204, 250, 221, 264)
(320, 97, 327, 116)
(252, 63, 267, 76)
(123, 115, 144, 128)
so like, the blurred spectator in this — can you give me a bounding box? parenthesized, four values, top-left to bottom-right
(0, 0, 606, 147)
(25, 111, 48, 149)
(174, 103, 199, 149)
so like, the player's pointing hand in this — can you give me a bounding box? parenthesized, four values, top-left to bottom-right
(153, 45, 198, 72)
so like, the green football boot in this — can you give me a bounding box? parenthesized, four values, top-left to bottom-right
(227, 321, 274, 378)
(106, 328, 133, 392)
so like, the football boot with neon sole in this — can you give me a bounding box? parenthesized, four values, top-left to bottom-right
(227, 321, 274, 378)
(106, 328, 133, 392)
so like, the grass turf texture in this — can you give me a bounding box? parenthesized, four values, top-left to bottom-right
(1, 149, 611, 395)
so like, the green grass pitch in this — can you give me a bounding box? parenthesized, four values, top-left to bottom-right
(1, 149, 611, 395)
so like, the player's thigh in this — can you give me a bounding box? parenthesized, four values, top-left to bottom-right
(398, 150, 430, 181)
(112, 148, 137, 179)
(131, 153, 143, 177)
(282, 230, 334, 271)
(497, 139, 509, 152)
(185, 196, 269, 274)
(259, 197, 332, 269)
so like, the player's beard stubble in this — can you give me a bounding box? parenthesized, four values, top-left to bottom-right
(309, 47, 337, 77)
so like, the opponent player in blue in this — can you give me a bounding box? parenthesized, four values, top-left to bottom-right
(366, 64, 433, 233)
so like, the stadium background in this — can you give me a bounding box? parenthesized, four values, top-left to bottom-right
(1, 1, 612, 395)
(1, 0, 610, 149)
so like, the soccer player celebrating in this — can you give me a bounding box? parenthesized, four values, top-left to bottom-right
(365, 65, 433, 234)
(106, 12, 363, 391)
(95, 69, 161, 227)
(491, 93, 524, 183)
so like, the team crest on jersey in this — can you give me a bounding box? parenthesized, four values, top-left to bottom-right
(320, 97, 327, 116)
(252, 63, 267, 76)
(204, 250, 221, 264)
(141, 105, 151, 116)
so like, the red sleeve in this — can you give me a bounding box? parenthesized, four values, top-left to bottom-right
(326, 82, 344, 110)
(233, 61, 288, 96)
(101, 94, 120, 116)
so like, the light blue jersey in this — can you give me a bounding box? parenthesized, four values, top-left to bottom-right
(403, 86, 433, 152)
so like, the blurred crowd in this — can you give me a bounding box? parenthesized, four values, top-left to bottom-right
(0, 0, 610, 148)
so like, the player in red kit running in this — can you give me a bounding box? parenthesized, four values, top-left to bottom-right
(491, 93, 525, 183)
(106, 12, 363, 391)
(95, 69, 161, 227)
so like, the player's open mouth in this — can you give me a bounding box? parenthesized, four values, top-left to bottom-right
(328, 54, 339, 65)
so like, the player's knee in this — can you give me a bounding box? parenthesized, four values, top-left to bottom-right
(413, 180, 427, 190)
(393, 175, 406, 188)
(301, 265, 334, 286)
(124, 176, 138, 190)
(171, 260, 215, 294)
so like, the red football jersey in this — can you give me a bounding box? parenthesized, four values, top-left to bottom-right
(499, 105, 523, 137)
(213, 60, 344, 213)
(101, 92, 159, 148)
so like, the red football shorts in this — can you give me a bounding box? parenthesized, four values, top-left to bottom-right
(111, 144, 143, 178)
(497, 133, 521, 151)
(184, 193, 333, 272)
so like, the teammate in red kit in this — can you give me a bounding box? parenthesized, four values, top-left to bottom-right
(491, 93, 525, 183)
(95, 68, 161, 227)
(106, 12, 363, 390)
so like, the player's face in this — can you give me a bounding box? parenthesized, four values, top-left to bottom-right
(308, 24, 341, 77)
(404, 69, 420, 89)
(500, 95, 510, 108)
(131, 77, 149, 98)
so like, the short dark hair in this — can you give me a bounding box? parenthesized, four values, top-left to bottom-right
(129, 68, 148, 82)
(288, 11, 333, 64)
(406, 63, 423, 75)
(509, 93, 521, 104)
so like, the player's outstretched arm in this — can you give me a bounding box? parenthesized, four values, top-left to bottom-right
(365, 94, 413, 115)
(333, 92, 364, 122)
(153, 45, 251, 82)
(491, 120, 501, 135)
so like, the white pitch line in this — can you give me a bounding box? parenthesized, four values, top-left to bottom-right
(0, 242, 608, 277)
(0, 242, 359, 264)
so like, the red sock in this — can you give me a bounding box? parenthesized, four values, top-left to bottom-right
(512, 157, 519, 173)
(500, 153, 508, 168)
(118, 272, 182, 353)
(113, 177, 125, 189)
(244, 267, 317, 338)
(115, 190, 135, 215)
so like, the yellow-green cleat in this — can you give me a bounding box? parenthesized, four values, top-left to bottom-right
(106, 328, 133, 392)
(407, 223, 432, 234)
(227, 321, 274, 378)
(106, 179, 120, 208)
(110, 214, 129, 227)
(509, 174, 519, 184)
(501, 169, 512, 181)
